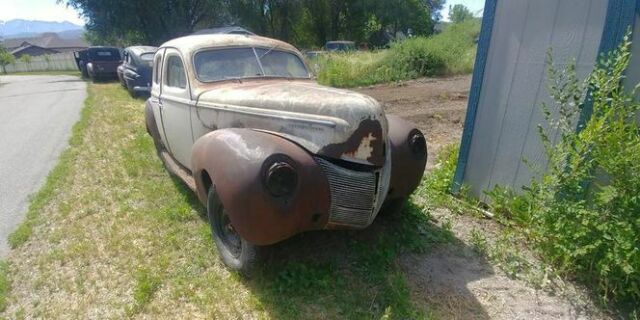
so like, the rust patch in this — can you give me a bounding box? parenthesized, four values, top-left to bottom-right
(319, 118, 385, 166)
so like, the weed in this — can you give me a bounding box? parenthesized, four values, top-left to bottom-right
(469, 228, 487, 255)
(133, 269, 162, 307)
(0, 261, 8, 312)
(316, 20, 480, 87)
(487, 35, 640, 313)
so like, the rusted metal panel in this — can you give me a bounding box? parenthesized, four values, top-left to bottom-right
(194, 80, 388, 167)
(191, 128, 332, 245)
(386, 115, 428, 200)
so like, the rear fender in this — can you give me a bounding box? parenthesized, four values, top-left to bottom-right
(144, 100, 162, 147)
(192, 129, 331, 245)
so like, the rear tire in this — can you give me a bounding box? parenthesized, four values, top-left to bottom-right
(207, 186, 258, 276)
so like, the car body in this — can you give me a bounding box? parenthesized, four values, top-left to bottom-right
(74, 46, 122, 81)
(118, 46, 158, 96)
(324, 41, 356, 52)
(145, 34, 427, 273)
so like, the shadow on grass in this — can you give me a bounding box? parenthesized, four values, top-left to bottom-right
(170, 170, 493, 318)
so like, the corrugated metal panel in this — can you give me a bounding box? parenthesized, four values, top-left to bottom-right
(461, 0, 610, 201)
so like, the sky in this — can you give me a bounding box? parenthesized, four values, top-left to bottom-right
(0, 0, 85, 25)
(0, 0, 485, 26)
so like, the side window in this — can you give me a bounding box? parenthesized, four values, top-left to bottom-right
(165, 55, 187, 89)
(153, 54, 162, 84)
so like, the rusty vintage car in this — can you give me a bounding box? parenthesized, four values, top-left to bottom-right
(145, 34, 427, 273)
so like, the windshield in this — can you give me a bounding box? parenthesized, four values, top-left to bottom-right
(194, 47, 309, 82)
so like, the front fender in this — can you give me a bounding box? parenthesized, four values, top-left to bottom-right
(191, 129, 332, 245)
(386, 115, 428, 200)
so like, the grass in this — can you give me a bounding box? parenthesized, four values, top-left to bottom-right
(1, 82, 465, 319)
(0, 261, 8, 312)
(316, 20, 480, 88)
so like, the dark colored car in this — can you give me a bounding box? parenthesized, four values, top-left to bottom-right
(324, 41, 356, 52)
(74, 46, 122, 82)
(118, 46, 157, 97)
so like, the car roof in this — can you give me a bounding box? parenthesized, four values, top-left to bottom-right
(192, 26, 254, 35)
(160, 34, 300, 56)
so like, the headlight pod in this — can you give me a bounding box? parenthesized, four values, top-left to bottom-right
(408, 129, 427, 159)
(263, 155, 298, 198)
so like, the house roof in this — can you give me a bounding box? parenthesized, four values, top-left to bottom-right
(1, 33, 87, 50)
(10, 44, 57, 55)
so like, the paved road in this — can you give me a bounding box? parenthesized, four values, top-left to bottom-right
(0, 75, 86, 257)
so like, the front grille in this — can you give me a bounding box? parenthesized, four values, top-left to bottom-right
(315, 157, 379, 228)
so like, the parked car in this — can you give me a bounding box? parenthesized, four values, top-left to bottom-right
(118, 46, 158, 96)
(324, 40, 356, 52)
(145, 34, 427, 274)
(304, 50, 325, 60)
(74, 46, 122, 82)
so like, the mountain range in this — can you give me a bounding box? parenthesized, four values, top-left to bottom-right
(0, 19, 84, 39)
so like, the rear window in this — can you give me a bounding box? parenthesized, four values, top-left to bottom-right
(89, 49, 120, 61)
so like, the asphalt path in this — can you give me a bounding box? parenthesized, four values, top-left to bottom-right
(0, 75, 86, 257)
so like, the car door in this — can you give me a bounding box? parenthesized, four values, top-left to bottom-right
(149, 48, 170, 150)
(159, 48, 194, 169)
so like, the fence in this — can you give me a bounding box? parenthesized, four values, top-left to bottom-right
(4, 52, 79, 73)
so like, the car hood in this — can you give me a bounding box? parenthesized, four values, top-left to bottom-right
(196, 80, 388, 166)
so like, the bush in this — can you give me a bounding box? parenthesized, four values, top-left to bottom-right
(487, 35, 640, 312)
(316, 19, 480, 87)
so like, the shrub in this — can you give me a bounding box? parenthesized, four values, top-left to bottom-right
(487, 35, 640, 312)
(316, 19, 480, 87)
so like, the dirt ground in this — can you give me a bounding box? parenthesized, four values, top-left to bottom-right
(358, 76, 606, 319)
(355, 75, 470, 168)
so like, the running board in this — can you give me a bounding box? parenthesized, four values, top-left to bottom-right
(159, 150, 197, 192)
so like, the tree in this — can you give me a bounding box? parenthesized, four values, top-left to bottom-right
(19, 54, 33, 72)
(59, 0, 229, 45)
(449, 4, 474, 23)
(0, 49, 15, 74)
(58, 0, 447, 47)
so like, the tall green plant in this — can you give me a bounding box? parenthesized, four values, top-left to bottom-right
(0, 50, 15, 74)
(488, 35, 640, 312)
(19, 54, 32, 72)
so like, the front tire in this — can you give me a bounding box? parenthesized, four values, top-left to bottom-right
(207, 186, 258, 275)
